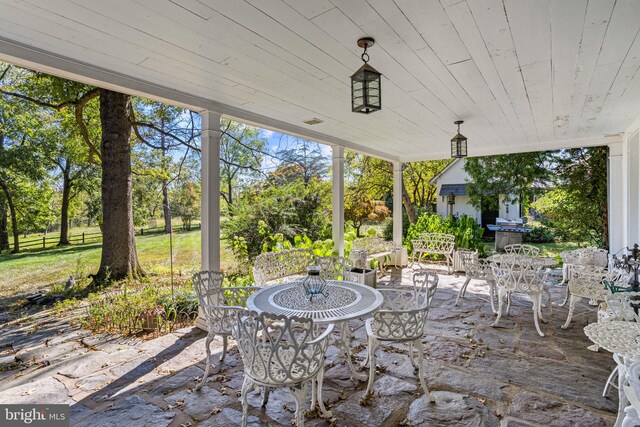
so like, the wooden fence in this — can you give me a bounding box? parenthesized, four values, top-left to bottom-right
(20, 231, 103, 249)
(16, 222, 201, 251)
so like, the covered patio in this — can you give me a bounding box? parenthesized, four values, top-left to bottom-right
(1, 0, 640, 426)
(0, 268, 617, 426)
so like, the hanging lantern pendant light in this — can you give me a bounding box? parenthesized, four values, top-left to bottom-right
(351, 37, 382, 114)
(451, 120, 468, 158)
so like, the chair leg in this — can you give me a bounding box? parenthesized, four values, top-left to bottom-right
(289, 382, 308, 427)
(560, 284, 570, 307)
(455, 277, 471, 306)
(537, 293, 547, 324)
(197, 332, 214, 390)
(261, 386, 270, 407)
(241, 376, 254, 427)
(603, 366, 619, 397)
(492, 290, 505, 327)
(488, 280, 497, 314)
(315, 366, 332, 418)
(533, 296, 545, 337)
(414, 339, 434, 402)
(221, 335, 228, 362)
(506, 292, 512, 315)
(408, 341, 417, 370)
(364, 335, 379, 396)
(562, 295, 577, 329)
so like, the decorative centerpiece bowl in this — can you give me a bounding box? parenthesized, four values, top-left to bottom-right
(301, 267, 328, 301)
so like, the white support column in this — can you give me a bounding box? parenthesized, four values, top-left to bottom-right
(609, 142, 626, 255)
(200, 110, 222, 272)
(393, 161, 403, 245)
(332, 146, 345, 256)
(197, 110, 222, 330)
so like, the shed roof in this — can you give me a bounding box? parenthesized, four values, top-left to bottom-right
(439, 184, 468, 196)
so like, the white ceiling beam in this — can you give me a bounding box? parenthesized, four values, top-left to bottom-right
(0, 36, 399, 162)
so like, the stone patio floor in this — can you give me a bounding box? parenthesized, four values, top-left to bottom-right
(0, 265, 620, 426)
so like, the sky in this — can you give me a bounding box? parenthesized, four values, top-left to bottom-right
(257, 128, 333, 173)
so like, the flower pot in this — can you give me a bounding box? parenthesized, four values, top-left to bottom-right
(347, 268, 377, 288)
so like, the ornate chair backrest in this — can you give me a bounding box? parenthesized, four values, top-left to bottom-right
(252, 248, 314, 286)
(314, 256, 353, 280)
(490, 255, 546, 293)
(503, 244, 541, 257)
(603, 291, 640, 323)
(192, 270, 224, 316)
(458, 249, 479, 275)
(576, 248, 609, 268)
(234, 311, 326, 386)
(415, 233, 455, 252)
(371, 271, 438, 341)
(193, 271, 259, 334)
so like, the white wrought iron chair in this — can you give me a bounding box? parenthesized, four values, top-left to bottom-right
(490, 255, 549, 337)
(192, 271, 260, 390)
(503, 244, 541, 256)
(234, 311, 334, 427)
(561, 266, 631, 329)
(313, 255, 353, 280)
(559, 247, 609, 306)
(363, 270, 439, 400)
(455, 250, 496, 313)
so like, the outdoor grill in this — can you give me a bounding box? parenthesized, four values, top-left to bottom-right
(487, 219, 532, 251)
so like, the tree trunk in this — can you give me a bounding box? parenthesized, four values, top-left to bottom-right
(0, 202, 8, 252)
(58, 167, 72, 245)
(95, 89, 143, 282)
(0, 180, 19, 253)
(387, 161, 417, 224)
(162, 182, 172, 234)
(402, 185, 417, 224)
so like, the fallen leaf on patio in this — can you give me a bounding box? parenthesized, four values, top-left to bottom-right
(478, 397, 486, 403)
(210, 407, 222, 415)
(21, 389, 34, 396)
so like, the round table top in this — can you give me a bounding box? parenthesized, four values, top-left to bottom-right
(487, 254, 557, 268)
(584, 321, 640, 360)
(246, 280, 384, 324)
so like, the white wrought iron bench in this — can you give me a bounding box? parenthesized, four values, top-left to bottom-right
(349, 236, 406, 272)
(252, 248, 314, 287)
(411, 233, 456, 273)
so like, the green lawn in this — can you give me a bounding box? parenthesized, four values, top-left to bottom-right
(0, 228, 236, 301)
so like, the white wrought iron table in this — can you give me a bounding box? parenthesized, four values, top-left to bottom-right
(584, 321, 640, 361)
(487, 254, 557, 268)
(246, 280, 384, 380)
(585, 321, 640, 427)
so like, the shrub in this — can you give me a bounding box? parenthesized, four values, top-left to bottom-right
(84, 284, 198, 336)
(523, 225, 555, 243)
(404, 213, 485, 256)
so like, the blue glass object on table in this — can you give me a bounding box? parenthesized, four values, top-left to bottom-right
(301, 267, 328, 301)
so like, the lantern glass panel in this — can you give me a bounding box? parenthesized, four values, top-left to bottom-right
(351, 64, 382, 113)
(450, 134, 468, 158)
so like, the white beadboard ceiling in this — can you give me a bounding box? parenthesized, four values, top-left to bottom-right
(0, 0, 638, 161)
